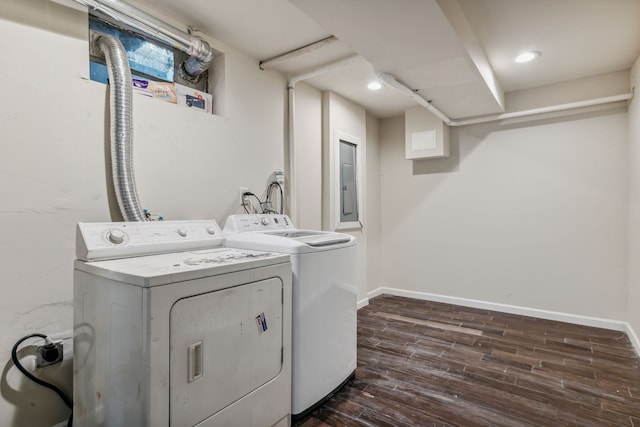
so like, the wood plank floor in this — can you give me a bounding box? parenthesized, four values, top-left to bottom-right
(297, 295, 640, 426)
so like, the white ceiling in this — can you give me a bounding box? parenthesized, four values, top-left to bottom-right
(140, 0, 640, 119)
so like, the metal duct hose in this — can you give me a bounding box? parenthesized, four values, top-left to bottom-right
(96, 35, 147, 222)
(183, 37, 214, 78)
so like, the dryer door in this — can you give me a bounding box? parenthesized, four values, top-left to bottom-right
(170, 277, 284, 426)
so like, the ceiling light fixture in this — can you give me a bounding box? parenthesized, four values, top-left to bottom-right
(367, 81, 382, 91)
(514, 51, 540, 64)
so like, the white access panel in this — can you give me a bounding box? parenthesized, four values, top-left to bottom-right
(170, 278, 283, 426)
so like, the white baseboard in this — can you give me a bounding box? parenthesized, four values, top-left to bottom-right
(625, 322, 640, 358)
(366, 286, 640, 357)
(357, 297, 369, 310)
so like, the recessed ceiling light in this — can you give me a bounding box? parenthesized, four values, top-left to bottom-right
(515, 51, 540, 63)
(367, 81, 382, 91)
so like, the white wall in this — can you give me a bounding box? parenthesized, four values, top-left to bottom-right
(380, 110, 629, 320)
(0, 1, 286, 425)
(628, 56, 640, 341)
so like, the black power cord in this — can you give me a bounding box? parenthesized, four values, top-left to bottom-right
(265, 181, 284, 214)
(11, 333, 73, 427)
(272, 181, 284, 214)
(242, 191, 264, 214)
(243, 182, 284, 215)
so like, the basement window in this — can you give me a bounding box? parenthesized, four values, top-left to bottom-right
(88, 15, 208, 93)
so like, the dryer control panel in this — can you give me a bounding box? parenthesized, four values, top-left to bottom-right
(76, 220, 224, 261)
(224, 214, 294, 233)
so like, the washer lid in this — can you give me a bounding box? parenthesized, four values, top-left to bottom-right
(223, 214, 356, 254)
(223, 232, 355, 254)
(266, 231, 352, 247)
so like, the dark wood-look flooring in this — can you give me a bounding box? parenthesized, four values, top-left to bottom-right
(298, 295, 640, 426)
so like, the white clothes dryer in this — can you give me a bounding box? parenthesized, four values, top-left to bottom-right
(73, 220, 292, 427)
(223, 214, 357, 419)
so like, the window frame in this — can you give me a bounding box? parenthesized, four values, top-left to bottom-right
(88, 14, 208, 92)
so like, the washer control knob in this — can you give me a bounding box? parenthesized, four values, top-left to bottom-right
(261, 217, 270, 226)
(178, 228, 188, 237)
(206, 227, 216, 235)
(107, 229, 126, 245)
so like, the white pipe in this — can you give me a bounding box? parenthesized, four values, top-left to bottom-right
(377, 71, 633, 127)
(287, 87, 297, 224)
(376, 72, 452, 124)
(451, 93, 633, 126)
(286, 54, 361, 223)
(72, 0, 213, 78)
(260, 36, 339, 70)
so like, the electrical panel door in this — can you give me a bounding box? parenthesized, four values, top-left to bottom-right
(339, 140, 358, 222)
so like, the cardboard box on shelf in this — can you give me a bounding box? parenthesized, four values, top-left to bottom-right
(132, 78, 177, 104)
(175, 83, 212, 114)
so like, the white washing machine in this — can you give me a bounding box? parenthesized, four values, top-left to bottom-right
(223, 214, 357, 419)
(73, 220, 292, 427)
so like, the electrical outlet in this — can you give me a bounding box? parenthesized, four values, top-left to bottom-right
(274, 169, 284, 185)
(36, 340, 63, 368)
(239, 187, 249, 206)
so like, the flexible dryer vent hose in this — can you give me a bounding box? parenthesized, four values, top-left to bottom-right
(96, 35, 147, 222)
